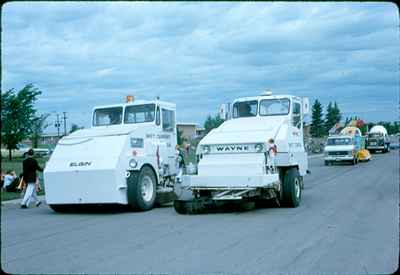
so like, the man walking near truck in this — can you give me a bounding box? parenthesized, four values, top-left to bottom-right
(21, 149, 43, 208)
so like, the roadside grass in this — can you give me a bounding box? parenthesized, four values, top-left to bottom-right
(1, 156, 48, 201)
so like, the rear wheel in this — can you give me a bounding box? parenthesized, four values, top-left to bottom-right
(281, 167, 301, 207)
(127, 166, 157, 211)
(324, 160, 329, 166)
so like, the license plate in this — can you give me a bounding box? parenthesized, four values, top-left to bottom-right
(370, 142, 376, 145)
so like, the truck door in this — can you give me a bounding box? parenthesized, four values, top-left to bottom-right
(161, 108, 177, 175)
(291, 101, 303, 150)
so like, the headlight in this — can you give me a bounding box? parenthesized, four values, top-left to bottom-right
(130, 138, 144, 148)
(129, 159, 138, 168)
(254, 143, 264, 152)
(202, 145, 211, 154)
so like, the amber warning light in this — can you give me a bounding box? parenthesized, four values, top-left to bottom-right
(126, 95, 134, 103)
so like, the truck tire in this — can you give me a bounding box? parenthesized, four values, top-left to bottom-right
(324, 160, 329, 166)
(281, 167, 301, 207)
(127, 166, 156, 211)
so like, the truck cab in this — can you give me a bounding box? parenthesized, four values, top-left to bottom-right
(366, 125, 390, 153)
(44, 97, 177, 212)
(174, 92, 310, 214)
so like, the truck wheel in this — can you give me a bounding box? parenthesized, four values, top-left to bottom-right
(324, 160, 329, 166)
(127, 166, 156, 211)
(384, 145, 390, 153)
(281, 167, 301, 207)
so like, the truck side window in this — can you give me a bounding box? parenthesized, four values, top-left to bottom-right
(162, 109, 175, 132)
(156, 106, 160, 126)
(292, 102, 301, 128)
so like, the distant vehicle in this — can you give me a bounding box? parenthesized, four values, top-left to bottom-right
(366, 125, 390, 153)
(324, 127, 364, 165)
(1, 143, 49, 158)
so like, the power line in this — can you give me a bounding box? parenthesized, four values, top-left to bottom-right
(62, 112, 67, 136)
(55, 114, 61, 137)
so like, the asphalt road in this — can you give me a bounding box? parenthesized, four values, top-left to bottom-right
(1, 150, 398, 274)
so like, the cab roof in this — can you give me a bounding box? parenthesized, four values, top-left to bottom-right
(233, 94, 301, 103)
(93, 99, 176, 110)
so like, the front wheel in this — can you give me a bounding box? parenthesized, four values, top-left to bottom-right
(281, 168, 301, 207)
(127, 166, 157, 211)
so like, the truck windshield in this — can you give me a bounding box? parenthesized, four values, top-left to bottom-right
(259, 99, 290, 116)
(232, 101, 258, 118)
(327, 138, 352, 145)
(124, 104, 155, 124)
(93, 107, 123, 126)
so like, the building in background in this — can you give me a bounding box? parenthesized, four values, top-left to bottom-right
(40, 133, 62, 145)
(177, 123, 198, 141)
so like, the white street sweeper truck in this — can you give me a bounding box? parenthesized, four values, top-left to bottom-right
(44, 96, 178, 212)
(174, 91, 310, 214)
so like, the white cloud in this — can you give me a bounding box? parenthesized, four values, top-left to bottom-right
(1, 1, 399, 132)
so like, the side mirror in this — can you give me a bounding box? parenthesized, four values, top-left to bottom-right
(219, 103, 228, 120)
(302, 98, 310, 115)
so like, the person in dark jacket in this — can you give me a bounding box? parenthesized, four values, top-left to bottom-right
(21, 149, 43, 208)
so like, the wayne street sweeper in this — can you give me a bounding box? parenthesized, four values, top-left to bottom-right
(174, 91, 310, 214)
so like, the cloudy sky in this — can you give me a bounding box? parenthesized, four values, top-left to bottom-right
(2, 2, 399, 133)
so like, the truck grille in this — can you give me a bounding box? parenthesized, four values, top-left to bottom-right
(328, 151, 348, 156)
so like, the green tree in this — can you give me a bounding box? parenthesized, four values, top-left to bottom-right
(204, 114, 224, 134)
(31, 113, 50, 148)
(332, 102, 342, 125)
(310, 99, 324, 137)
(177, 128, 185, 145)
(1, 84, 42, 160)
(324, 102, 338, 134)
(69, 123, 83, 134)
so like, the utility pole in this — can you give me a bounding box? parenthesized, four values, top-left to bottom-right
(55, 114, 61, 137)
(62, 112, 67, 136)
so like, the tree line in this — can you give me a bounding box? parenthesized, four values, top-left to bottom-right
(310, 99, 399, 137)
(310, 100, 342, 137)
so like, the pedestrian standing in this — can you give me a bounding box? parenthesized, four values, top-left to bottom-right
(175, 145, 185, 183)
(21, 149, 43, 208)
